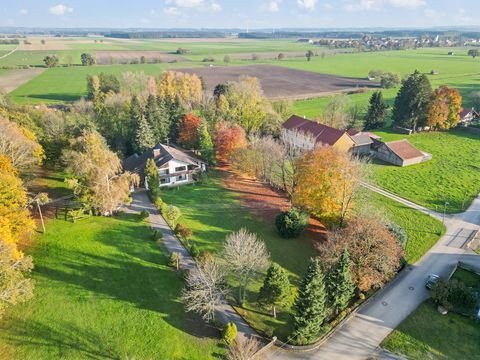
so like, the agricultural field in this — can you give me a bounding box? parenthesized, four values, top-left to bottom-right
(0, 215, 223, 360)
(160, 170, 443, 339)
(371, 128, 480, 213)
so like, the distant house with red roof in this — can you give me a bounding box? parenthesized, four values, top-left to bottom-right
(282, 115, 355, 152)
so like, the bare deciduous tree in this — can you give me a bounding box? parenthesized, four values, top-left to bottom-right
(181, 258, 227, 322)
(223, 228, 270, 304)
(227, 336, 262, 360)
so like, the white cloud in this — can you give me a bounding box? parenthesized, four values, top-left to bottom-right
(165, 0, 204, 8)
(210, 2, 222, 12)
(164, 6, 181, 16)
(455, 8, 474, 25)
(18, 8, 28, 15)
(49, 4, 73, 16)
(344, 0, 425, 12)
(297, 0, 317, 11)
(264, 0, 281, 12)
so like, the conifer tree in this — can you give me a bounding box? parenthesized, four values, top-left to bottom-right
(199, 123, 215, 164)
(145, 94, 169, 144)
(392, 70, 432, 130)
(326, 249, 355, 315)
(292, 258, 327, 345)
(145, 158, 160, 192)
(258, 263, 291, 318)
(364, 91, 388, 130)
(135, 115, 155, 153)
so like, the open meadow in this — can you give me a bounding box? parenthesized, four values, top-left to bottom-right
(0, 214, 223, 360)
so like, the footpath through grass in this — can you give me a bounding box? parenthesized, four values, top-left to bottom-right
(0, 215, 223, 360)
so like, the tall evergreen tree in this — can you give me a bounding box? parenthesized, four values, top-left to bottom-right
(392, 70, 432, 130)
(364, 91, 388, 130)
(165, 98, 185, 144)
(258, 263, 291, 318)
(326, 250, 355, 315)
(199, 123, 215, 164)
(145, 95, 170, 144)
(135, 115, 155, 153)
(292, 258, 327, 345)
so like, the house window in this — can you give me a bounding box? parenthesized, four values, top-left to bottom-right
(177, 175, 187, 181)
(160, 178, 171, 184)
(175, 166, 187, 172)
(159, 169, 169, 175)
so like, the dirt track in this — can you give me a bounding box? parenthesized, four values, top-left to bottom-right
(0, 68, 45, 93)
(178, 64, 379, 100)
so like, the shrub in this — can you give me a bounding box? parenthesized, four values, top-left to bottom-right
(154, 197, 164, 211)
(160, 202, 169, 215)
(388, 223, 408, 247)
(432, 279, 477, 314)
(139, 210, 150, 219)
(168, 252, 182, 269)
(189, 244, 200, 258)
(175, 223, 193, 240)
(275, 208, 309, 238)
(198, 251, 214, 265)
(164, 205, 181, 227)
(222, 322, 237, 345)
(152, 229, 162, 241)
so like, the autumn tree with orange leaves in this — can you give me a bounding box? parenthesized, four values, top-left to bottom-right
(292, 146, 362, 226)
(320, 215, 404, 292)
(213, 121, 247, 162)
(426, 86, 463, 130)
(177, 113, 202, 149)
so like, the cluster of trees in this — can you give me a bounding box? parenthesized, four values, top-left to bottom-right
(393, 70, 463, 131)
(368, 70, 401, 89)
(0, 115, 43, 318)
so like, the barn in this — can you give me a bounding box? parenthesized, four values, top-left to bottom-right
(373, 139, 429, 167)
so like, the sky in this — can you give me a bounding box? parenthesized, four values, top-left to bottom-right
(0, 1, 479, 29)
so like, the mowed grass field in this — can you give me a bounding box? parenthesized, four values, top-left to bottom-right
(0, 215, 223, 360)
(371, 128, 480, 213)
(161, 171, 443, 339)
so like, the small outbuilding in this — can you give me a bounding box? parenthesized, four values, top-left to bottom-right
(459, 107, 479, 125)
(373, 139, 429, 167)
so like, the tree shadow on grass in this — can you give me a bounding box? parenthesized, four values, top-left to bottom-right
(0, 319, 118, 360)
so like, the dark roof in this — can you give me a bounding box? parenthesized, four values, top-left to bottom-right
(283, 115, 351, 146)
(460, 107, 479, 118)
(123, 144, 206, 175)
(385, 140, 424, 161)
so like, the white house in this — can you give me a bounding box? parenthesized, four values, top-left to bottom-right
(123, 144, 207, 188)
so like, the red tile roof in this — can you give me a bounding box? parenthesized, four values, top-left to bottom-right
(385, 140, 424, 161)
(283, 115, 350, 146)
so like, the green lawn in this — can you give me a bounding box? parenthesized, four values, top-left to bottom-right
(371, 129, 480, 213)
(382, 300, 480, 360)
(160, 171, 444, 339)
(0, 215, 223, 360)
(364, 191, 444, 264)
(451, 267, 480, 289)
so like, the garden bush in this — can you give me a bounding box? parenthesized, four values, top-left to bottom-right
(154, 197, 164, 211)
(432, 279, 477, 314)
(388, 222, 408, 247)
(175, 223, 193, 240)
(168, 252, 182, 270)
(275, 208, 309, 238)
(189, 244, 200, 258)
(222, 322, 237, 345)
(139, 210, 150, 219)
(164, 205, 181, 227)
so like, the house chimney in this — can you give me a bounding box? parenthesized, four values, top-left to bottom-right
(153, 147, 161, 158)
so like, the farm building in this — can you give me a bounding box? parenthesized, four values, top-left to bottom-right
(123, 144, 207, 188)
(282, 115, 355, 152)
(372, 139, 430, 167)
(347, 129, 379, 155)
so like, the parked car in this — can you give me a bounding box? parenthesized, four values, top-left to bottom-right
(426, 274, 441, 290)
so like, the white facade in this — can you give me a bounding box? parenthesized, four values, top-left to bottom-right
(158, 159, 195, 187)
(282, 128, 315, 150)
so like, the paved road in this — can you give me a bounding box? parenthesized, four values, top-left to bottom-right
(268, 184, 480, 360)
(127, 190, 258, 341)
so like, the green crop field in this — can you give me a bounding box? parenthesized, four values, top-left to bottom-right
(0, 215, 223, 359)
